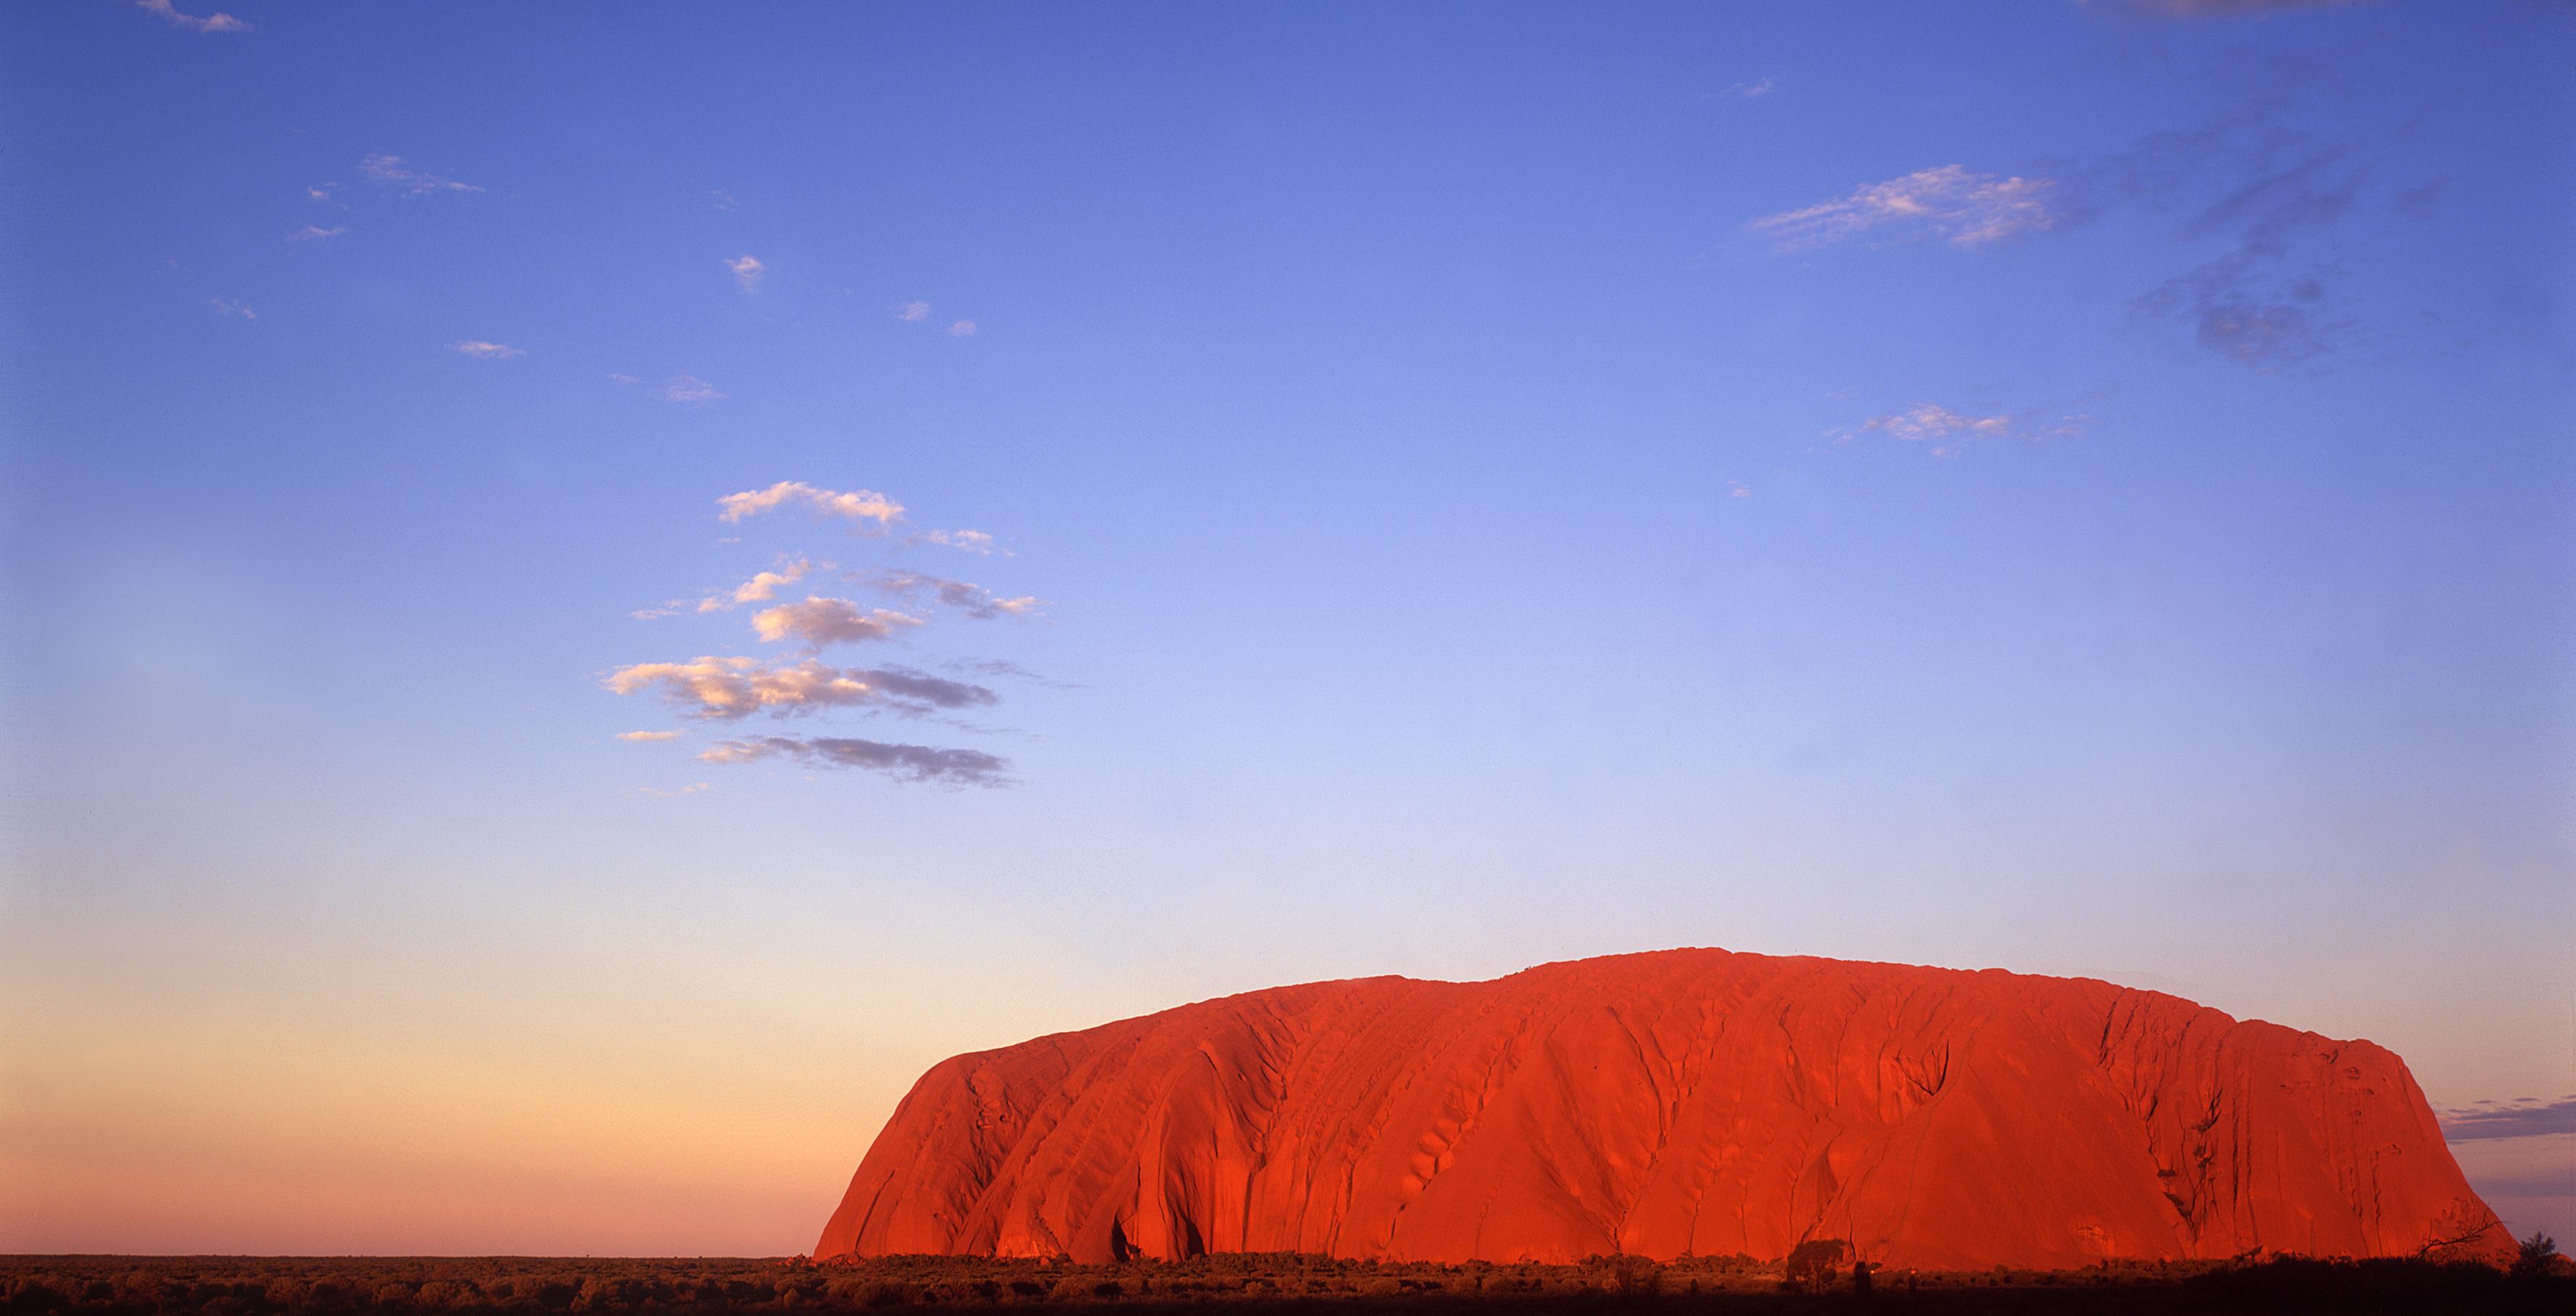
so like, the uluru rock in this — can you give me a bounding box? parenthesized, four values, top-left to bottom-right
(814, 949, 2508, 1269)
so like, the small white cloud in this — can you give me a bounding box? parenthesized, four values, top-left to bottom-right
(1712, 77, 1776, 100)
(657, 374, 723, 403)
(716, 481, 903, 528)
(946, 319, 978, 337)
(360, 153, 483, 196)
(208, 297, 254, 320)
(452, 339, 526, 359)
(1833, 401, 2090, 458)
(906, 528, 1000, 555)
(1750, 164, 2055, 253)
(709, 190, 738, 211)
(289, 225, 347, 242)
(1727, 480, 1753, 498)
(634, 781, 711, 797)
(137, 0, 246, 33)
(616, 730, 682, 742)
(305, 185, 345, 207)
(894, 301, 932, 322)
(726, 254, 766, 293)
(606, 372, 640, 385)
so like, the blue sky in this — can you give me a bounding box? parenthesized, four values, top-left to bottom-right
(4, 0, 2571, 1254)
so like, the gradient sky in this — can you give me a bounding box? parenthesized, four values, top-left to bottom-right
(4, 0, 2571, 1257)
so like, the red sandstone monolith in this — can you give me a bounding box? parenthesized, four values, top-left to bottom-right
(814, 949, 2508, 1269)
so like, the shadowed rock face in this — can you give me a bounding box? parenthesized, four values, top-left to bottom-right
(814, 949, 2508, 1269)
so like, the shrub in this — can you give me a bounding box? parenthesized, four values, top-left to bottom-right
(414, 1282, 476, 1309)
(2514, 1232, 2560, 1280)
(1780, 1240, 1848, 1295)
(1606, 1256, 1660, 1297)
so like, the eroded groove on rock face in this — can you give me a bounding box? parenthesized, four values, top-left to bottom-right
(813, 948, 2508, 1269)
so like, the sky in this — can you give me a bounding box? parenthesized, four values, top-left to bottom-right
(2, 0, 2570, 1257)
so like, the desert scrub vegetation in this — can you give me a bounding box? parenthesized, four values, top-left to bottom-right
(4, 1252, 2567, 1315)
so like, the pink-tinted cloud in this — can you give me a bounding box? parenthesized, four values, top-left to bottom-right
(749, 597, 922, 648)
(696, 559, 816, 612)
(715, 481, 903, 528)
(1750, 165, 2055, 253)
(605, 657, 994, 720)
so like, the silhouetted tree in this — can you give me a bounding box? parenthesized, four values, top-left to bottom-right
(2514, 1231, 2560, 1280)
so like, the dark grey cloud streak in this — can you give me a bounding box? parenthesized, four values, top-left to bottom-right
(2080, 116, 2375, 369)
(2439, 1095, 2576, 1142)
(856, 569, 1042, 619)
(699, 735, 1012, 787)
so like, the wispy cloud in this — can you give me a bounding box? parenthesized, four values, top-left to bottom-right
(697, 735, 1010, 787)
(1710, 77, 1777, 100)
(894, 301, 932, 323)
(656, 374, 723, 403)
(951, 658, 1062, 685)
(749, 597, 924, 648)
(709, 190, 738, 211)
(716, 481, 904, 528)
(305, 185, 343, 207)
(725, 254, 765, 293)
(137, 0, 246, 33)
(1726, 480, 1753, 498)
(696, 558, 816, 612)
(2126, 148, 2368, 370)
(862, 570, 1040, 619)
(906, 528, 1000, 555)
(634, 781, 711, 797)
(208, 297, 255, 320)
(1832, 401, 2091, 457)
(1751, 165, 2056, 253)
(289, 225, 346, 242)
(2440, 1096, 2576, 1142)
(605, 657, 995, 720)
(616, 730, 682, 742)
(359, 153, 482, 196)
(606, 372, 640, 386)
(946, 319, 978, 337)
(451, 339, 526, 359)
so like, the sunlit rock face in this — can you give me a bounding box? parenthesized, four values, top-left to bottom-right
(814, 948, 2508, 1269)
